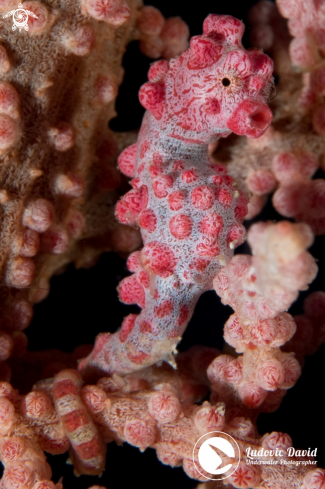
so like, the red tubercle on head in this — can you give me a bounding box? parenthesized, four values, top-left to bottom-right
(187, 37, 224, 70)
(223, 50, 252, 77)
(203, 14, 244, 44)
(139, 81, 165, 120)
(248, 48, 274, 78)
(148, 60, 169, 81)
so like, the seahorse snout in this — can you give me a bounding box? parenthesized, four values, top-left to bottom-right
(226, 99, 273, 139)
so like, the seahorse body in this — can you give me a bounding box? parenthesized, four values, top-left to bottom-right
(79, 14, 274, 377)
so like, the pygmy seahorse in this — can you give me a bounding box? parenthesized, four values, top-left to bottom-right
(79, 14, 274, 377)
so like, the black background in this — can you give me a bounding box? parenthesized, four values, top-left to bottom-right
(14, 0, 325, 487)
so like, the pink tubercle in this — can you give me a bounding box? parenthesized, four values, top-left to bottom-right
(24, 1, 49, 34)
(123, 418, 156, 449)
(48, 122, 75, 152)
(148, 389, 181, 423)
(54, 172, 85, 198)
(0, 114, 19, 150)
(22, 391, 52, 418)
(7, 257, 36, 287)
(19, 229, 40, 257)
(40, 225, 69, 255)
(83, 0, 130, 26)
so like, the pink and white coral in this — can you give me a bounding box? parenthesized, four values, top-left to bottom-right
(0, 1, 323, 489)
(212, 221, 317, 408)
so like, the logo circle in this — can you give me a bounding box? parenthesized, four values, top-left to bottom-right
(13, 9, 28, 27)
(193, 431, 240, 481)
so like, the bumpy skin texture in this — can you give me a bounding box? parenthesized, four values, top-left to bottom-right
(212, 221, 317, 410)
(79, 14, 274, 377)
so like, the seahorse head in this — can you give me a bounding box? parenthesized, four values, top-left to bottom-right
(139, 14, 274, 144)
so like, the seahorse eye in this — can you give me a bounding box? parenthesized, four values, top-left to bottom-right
(222, 78, 231, 87)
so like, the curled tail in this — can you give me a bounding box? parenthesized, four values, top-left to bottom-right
(78, 248, 200, 376)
